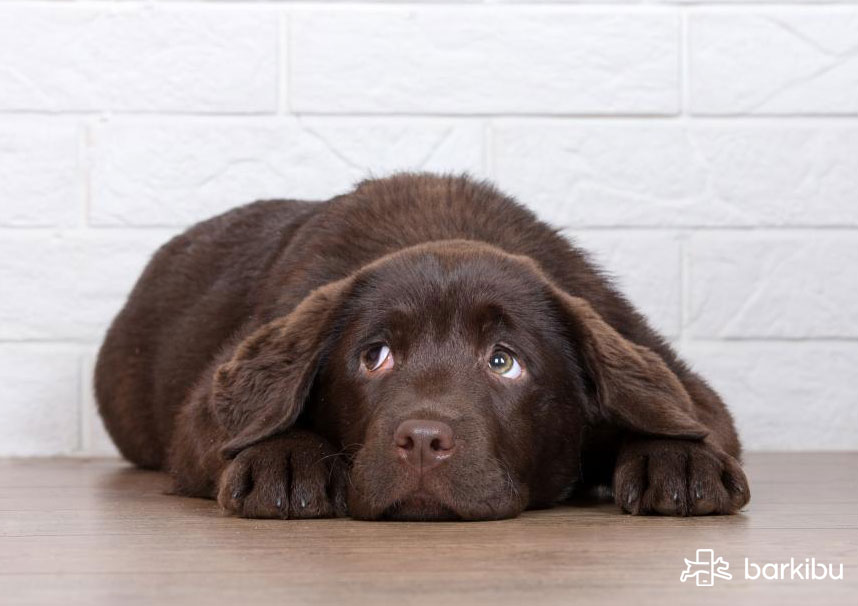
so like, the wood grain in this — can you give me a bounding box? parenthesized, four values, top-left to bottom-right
(0, 453, 855, 605)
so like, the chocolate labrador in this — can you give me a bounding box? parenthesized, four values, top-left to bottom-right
(95, 173, 749, 520)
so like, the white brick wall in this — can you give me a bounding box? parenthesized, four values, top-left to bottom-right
(0, 1, 855, 456)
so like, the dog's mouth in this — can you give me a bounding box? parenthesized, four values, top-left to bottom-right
(347, 449, 529, 521)
(381, 491, 461, 521)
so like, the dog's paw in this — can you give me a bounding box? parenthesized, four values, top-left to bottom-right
(613, 439, 749, 516)
(217, 430, 348, 519)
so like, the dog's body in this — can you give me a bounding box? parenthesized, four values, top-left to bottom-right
(96, 174, 748, 520)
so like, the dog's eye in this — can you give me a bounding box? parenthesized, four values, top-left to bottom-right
(488, 347, 522, 379)
(361, 344, 393, 373)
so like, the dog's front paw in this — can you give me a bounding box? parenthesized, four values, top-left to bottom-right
(613, 439, 749, 516)
(217, 430, 348, 519)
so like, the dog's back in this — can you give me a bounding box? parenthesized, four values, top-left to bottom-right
(95, 200, 315, 468)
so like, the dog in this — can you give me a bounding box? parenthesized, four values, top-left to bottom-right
(95, 173, 749, 520)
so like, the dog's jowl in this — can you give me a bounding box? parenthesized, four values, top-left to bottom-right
(95, 173, 750, 520)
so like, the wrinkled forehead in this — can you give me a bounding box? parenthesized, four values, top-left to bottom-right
(344, 247, 554, 343)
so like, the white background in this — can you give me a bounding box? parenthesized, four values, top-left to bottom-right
(1, 0, 856, 456)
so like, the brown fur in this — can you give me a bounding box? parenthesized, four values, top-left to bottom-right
(95, 173, 749, 520)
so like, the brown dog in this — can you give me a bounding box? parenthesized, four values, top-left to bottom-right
(95, 173, 749, 520)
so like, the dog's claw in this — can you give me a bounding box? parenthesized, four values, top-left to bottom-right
(626, 485, 639, 505)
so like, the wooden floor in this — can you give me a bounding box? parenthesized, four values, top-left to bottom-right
(0, 453, 855, 605)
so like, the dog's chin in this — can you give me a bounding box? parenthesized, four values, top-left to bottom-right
(358, 487, 527, 521)
(347, 456, 530, 521)
(382, 493, 461, 521)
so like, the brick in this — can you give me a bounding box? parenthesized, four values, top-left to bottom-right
(0, 230, 177, 342)
(567, 231, 681, 338)
(687, 233, 858, 338)
(291, 8, 679, 114)
(0, 122, 80, 227)
(680, 342, 858, 450)
(690, 10, 858, 115)
(492, 122, 858, 227)
(0, 5, 278, 113)
(0, 346, 80, 456)
(90, 118, 484, 226)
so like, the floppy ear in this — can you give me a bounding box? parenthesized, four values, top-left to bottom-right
(553, 289, 708, 440)
(212, 277, 353, 458)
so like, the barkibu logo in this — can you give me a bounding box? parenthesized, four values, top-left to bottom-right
(745, 558, 844, 581)
(680, 549, 844, 586)
(680, 549, 732, 586)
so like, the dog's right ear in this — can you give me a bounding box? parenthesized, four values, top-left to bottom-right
(212, 277, 354, 459)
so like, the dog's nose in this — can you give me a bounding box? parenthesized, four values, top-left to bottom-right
(394, 419, 455, 472)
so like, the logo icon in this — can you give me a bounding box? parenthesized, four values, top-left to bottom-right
(680, 549, 732, 586)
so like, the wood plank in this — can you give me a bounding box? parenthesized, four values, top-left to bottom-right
(0, 453, 855, 605)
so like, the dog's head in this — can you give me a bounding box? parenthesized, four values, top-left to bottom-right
(213, 241, 706, 520)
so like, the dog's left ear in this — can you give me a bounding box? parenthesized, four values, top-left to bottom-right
(213, 277, 354, 458)
(551, 288, 708, 440)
